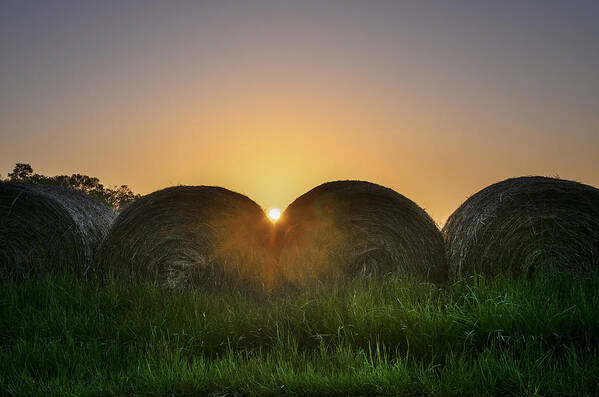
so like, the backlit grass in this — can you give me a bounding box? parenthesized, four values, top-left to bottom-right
(1, 269, 598, 396)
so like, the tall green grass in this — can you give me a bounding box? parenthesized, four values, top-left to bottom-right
(1, 270, 598, 396)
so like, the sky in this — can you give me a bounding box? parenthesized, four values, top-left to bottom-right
(1, 1, 598, 225)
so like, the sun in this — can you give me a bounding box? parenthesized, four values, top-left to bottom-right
(267, 208, 281, 222)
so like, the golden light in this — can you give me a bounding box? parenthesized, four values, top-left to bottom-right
(268, 208, 281, 222)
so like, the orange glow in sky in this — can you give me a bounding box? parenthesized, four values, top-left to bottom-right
(1, 2, 598, 225)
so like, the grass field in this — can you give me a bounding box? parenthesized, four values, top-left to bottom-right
(1, 269, 598, 396)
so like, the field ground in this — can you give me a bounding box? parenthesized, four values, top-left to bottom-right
(1, 269, 598, 396)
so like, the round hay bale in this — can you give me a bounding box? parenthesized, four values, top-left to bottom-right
(98, 186, 274, 290)
(0, 181, 116, 277)
(443, 176, 599, 278)
(274, 180, 447, 284)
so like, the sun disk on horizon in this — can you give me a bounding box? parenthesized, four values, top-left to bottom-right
(268, 208, 281, 222)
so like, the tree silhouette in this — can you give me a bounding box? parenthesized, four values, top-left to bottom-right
(7, 163, 34, 180)
(3, 163, 140, 211)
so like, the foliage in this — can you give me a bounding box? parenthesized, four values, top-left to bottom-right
(1, 269, 598, 395)
(3, 163, 140, 211)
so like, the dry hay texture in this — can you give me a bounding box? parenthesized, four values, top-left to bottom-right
(443, 176, 599, 278)
(274, 180, 447, 284)
(0, 182, 116, 277)
(98, 186, 273, 290)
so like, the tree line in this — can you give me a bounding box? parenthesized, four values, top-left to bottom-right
(1, 163, 140, 212)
